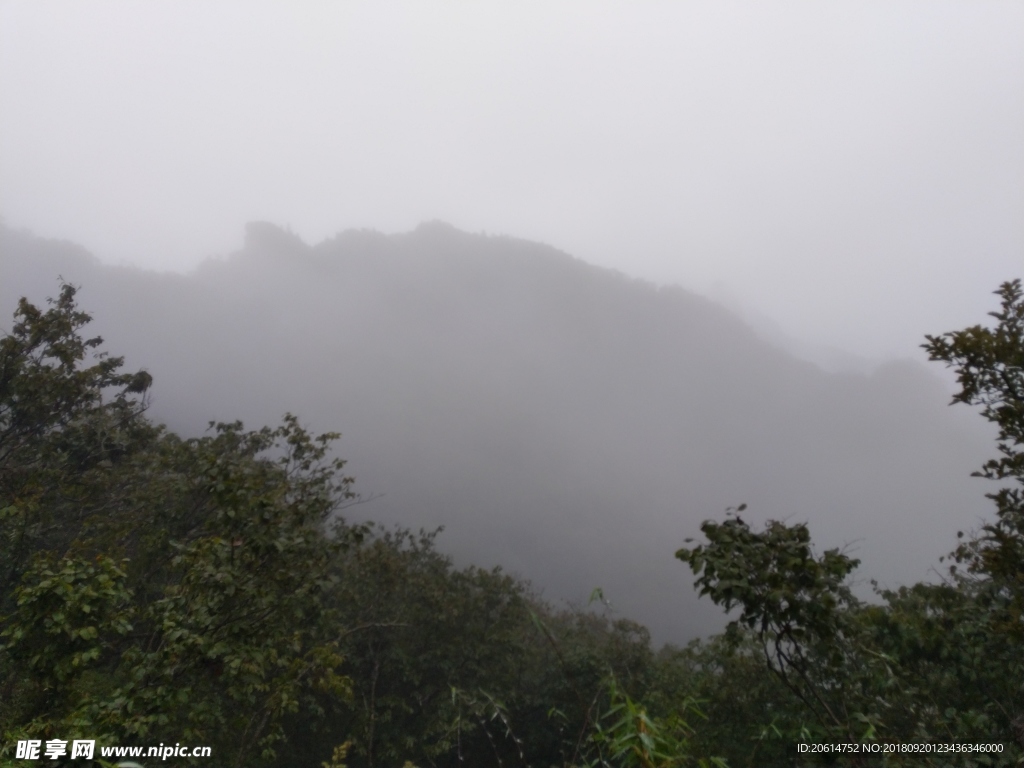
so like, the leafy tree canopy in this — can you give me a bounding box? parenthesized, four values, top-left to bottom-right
(676, 280, 1024, 765)
(5, 279, 1023, 768)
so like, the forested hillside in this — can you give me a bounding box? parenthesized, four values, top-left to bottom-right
(1, 277, 1022, 766)
(0, 222, 993, 642)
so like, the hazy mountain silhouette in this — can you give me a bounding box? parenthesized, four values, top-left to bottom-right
(1, 221, 994, 641)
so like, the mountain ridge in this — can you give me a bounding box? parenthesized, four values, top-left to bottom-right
(0, 220, 993, 641)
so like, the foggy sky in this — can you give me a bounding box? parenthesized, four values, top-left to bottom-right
(1, 1, 1022, 363)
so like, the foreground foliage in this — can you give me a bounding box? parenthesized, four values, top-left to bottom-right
(2, 280, 1023, 767)
(0, 287, 722, 767)
(1, 286, 354, 765)
(676, 281, 1024, 766)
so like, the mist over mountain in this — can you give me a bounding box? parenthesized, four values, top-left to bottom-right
(0, 221, 994, 641)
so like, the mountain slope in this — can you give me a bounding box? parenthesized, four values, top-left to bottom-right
(1, 221, 993, 640)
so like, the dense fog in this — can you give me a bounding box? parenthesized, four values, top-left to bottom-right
(1, 2, 1021, 642)
(1, 221, 996, 641)
(1, 3, 1021, 363)
(5, 7, 1024, 764)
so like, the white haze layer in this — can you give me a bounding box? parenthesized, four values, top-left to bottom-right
(1, 1, 1022, 364)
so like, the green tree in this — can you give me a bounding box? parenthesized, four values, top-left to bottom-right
(675, 511, 872, 746)
(0, 287, 355, 766)
(0, 283, 153, 601)
(924, 279, 1024, 616)
(674, 279, 1024, 765)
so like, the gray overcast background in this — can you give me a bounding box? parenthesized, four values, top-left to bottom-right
(1, 1, 1022, 363)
